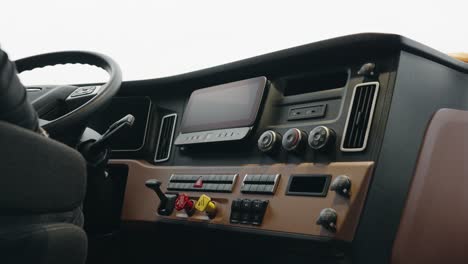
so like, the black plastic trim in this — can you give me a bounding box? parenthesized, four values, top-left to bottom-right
(286, 174, 332, 197)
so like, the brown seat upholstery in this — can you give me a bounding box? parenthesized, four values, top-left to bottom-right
(391, 108, 468, 264)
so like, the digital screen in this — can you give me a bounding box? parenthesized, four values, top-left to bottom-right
(180, 77, 267, 133)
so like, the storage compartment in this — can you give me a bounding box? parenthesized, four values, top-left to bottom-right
(282, 71, 348, 96)
(286, 175, 331, 197)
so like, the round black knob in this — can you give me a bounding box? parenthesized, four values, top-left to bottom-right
(316, 208, 337, 232)
(282, 128, 307, 152)
(308, 126, 335, 150)
(258, 130, 282, 153)
(330, 175, 351, 197)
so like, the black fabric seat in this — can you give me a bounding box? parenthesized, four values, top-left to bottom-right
(0, 121, 88, 263)
(0, 223, 87, 264)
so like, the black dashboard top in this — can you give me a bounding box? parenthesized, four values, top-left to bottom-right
(119, 33, 468, 96)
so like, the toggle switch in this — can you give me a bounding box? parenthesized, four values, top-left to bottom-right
(195, 194, 217, 219)
(175, 193, 196, 216)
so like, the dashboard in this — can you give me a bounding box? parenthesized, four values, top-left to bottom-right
(86, 33, 468, 263)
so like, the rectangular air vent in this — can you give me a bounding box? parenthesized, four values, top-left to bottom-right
(341, 82, 379, 152)
(154, 113, 177, 162)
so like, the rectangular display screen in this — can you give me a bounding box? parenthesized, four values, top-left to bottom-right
(286, 175, 331, 197)
(180, 77, 267, 133)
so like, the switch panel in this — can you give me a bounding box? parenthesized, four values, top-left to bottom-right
(167, 174, 238, 193)
(120, 160, 375, 242)
(230, 199, 268, 226)
(241, 174, 280, 194)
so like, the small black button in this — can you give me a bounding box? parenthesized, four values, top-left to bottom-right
(240, 213, 251, 224)
(259, 175, 269, 182)
(190, 175, 198, 181)
(250, 184, 259, 193)
(241, 199, 252, 210)
(267, 175, 277, 182)
(204, 175, 213, 181)
(230, 211, 241, 224)
(264, 185, 275, 194)
(252, 175, 260, 182)
(252, 200, 266, 212)
(244, 175, 253, 182)
(232, 199, 242, 210)
(251, 214, 263, 225)
(256, 184, 267, 193)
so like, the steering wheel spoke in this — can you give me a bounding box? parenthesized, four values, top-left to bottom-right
(65, 85, 101, 101)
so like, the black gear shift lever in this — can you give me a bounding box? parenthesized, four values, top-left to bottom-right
(145, 179, 177, 216)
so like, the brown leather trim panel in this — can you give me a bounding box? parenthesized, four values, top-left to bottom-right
(392, 109, 468, 263)
(113, 160, 374, 241)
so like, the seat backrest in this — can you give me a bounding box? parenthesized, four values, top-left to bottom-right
(392, 109, 468, 264)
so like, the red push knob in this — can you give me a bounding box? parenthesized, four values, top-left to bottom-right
(175, 193, 195, 216)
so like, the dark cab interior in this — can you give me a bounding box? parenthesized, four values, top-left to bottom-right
(1, 33, 468, 264)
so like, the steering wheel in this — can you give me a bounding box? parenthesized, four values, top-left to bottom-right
(14, 51, 122, 135)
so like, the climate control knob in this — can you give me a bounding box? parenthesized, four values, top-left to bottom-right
(258, 130, 282, 153)
(330, 175, 351, 197)
(316, 208, 338, 232)
(308, 126, 335, 150)
(282, 128, 307, 152)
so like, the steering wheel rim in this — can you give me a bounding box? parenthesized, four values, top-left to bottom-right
(15, 51, 122, 133)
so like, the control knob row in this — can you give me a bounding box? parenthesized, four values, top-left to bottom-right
(258, 126, 335, 153)
(257, 130, 282, 153)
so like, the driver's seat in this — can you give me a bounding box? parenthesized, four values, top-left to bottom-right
(0, 121, 88, 264)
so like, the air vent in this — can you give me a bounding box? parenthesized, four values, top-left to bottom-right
(341, 82, 379, 152)
(154, 113, 177, 162)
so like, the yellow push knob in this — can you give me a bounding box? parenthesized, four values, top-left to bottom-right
(195, 194, 217, 218)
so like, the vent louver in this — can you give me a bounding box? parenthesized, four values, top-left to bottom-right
(154, 113, 177, 162)
(341, 82, 379, 152)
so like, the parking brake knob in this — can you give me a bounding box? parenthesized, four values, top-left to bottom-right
(145, 179, 177, 216)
